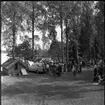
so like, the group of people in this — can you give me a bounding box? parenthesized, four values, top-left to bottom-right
(93, 59, 105, 85)
(44, 62, 62, 76)
(71, 60, 82, 76)
(44, 59, 83, 77)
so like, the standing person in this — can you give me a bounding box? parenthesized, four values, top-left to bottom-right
(79, 61, 82, 73)
(49, 62, 54, 76)
(97, 61, 104, 84)
(69, 61, 72, 72)
(52, 62, 57, 76)
(93, 61, 98, 82)
(46, 63, 50, 74)
(98, 63, 103, 78)
(56, 63, 62, 76)
(72, 61, 76, 76)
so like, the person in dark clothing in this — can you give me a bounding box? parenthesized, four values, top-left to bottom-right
(78, 61, 82, 73)
(93, 61, 99, 82)
(56, 64, 62, 76)
(49, 63, 56, 76)
(63, 63, 66, 72)
(98, 64, 103, 79)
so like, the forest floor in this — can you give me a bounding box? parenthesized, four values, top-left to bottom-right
(1, 67, 104, 105)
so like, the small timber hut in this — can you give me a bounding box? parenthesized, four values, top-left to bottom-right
(1, 58, 28, 76)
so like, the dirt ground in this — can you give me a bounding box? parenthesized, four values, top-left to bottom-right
(1, 67, 104, 105)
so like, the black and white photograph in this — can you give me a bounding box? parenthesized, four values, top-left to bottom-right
(1, 1, 104, 105)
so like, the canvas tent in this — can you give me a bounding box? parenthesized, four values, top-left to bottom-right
(1, 58, 28, 76)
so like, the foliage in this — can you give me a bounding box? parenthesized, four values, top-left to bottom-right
(1, 1, 28, 55)
(94, 1, 104, 59)
(1, 1, 104, 62)
(8, 40, 37, 60)
(48, 40, 62, 61)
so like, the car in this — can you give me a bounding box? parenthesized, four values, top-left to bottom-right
(28, 57, 53, 73)
(28, 59, 45, 73)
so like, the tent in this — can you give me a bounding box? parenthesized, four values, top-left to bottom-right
(1, 58, 28, 76)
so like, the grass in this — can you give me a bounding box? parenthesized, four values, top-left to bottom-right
(1, 67, 104, 105)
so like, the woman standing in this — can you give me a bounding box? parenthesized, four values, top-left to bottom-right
(72, 61, 77, 76)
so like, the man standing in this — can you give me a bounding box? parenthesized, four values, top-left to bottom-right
(93, 61, 98, 82)
(79, 61, 82, 73)
(56, 63, 62, 76)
